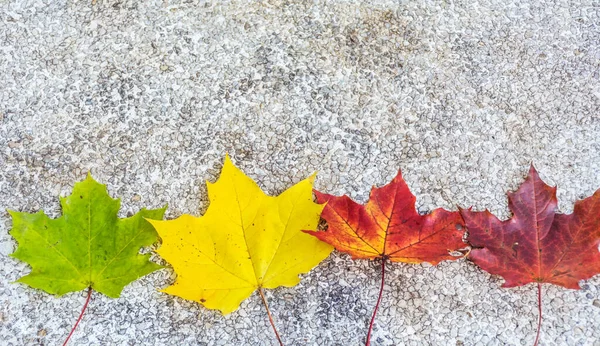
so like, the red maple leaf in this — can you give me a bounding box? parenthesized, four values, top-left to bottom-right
(305, 171, 466, 345)
(461, 165, 600, 345)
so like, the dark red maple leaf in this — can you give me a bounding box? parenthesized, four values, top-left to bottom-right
(461, 165, 600, 345)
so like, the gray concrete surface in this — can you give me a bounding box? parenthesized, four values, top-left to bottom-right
(1, 0, 599, 345)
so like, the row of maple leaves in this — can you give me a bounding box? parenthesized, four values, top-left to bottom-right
(8, 154, 600, 346)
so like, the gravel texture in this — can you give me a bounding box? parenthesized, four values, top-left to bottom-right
(1, 0, 600, 345)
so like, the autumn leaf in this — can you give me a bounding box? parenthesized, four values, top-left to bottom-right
(148, 154, 333, 344)
(9, 174, 165, 345)
(305, 171, 466, 345)
(461, 165, 600, 346)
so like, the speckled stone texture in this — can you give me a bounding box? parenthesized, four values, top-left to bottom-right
(0, 0, 599, 345)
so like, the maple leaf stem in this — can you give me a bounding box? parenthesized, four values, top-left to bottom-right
(62, 287, 92, 346)
(365, 258, 386, 346)
(533, 283, 542, 346)
(258, 287, 284, 346)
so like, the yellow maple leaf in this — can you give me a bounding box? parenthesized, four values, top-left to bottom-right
(149, 155, 333, 315)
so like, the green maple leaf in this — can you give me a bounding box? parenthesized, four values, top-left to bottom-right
(9, 174, 165, 298)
